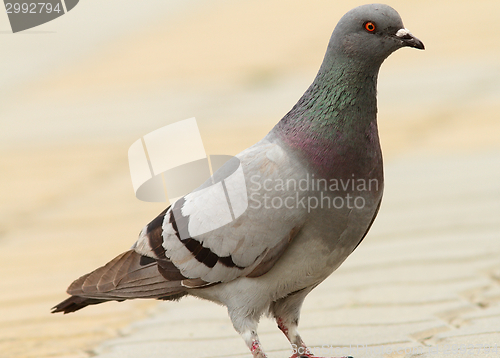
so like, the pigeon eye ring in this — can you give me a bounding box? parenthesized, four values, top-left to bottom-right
(364, 21, 376, 32)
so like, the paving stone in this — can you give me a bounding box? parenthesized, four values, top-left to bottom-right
(459, 304, 500, 320)
(301, 303, 467, 325)
(416, 333, 500, 358)
(331, 262, 497, 289)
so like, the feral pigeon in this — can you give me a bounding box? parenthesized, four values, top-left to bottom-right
(52, 4, 424, 358)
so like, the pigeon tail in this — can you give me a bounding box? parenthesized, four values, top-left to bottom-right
(52, 250, 187, 314)
(51, 296, 112, 314)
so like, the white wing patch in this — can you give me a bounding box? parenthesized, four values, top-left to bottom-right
(155, 138, 308, 284)
(182, 182, 233, 238)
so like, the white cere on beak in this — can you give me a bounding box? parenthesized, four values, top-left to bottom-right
(396, 28, 411, 38)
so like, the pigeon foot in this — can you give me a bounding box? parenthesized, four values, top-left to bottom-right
(290, 355, 353, 358)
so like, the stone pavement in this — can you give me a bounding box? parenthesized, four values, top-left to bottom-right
(86, 151, 500, 358)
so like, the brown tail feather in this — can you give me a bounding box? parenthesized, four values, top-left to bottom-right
(52, 250, 187, 314)
(51, 296, 117, 314)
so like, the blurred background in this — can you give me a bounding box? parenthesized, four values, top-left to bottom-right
(1, 1, 499, 357)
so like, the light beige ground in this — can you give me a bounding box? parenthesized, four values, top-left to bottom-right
(0, 0, 499, 357)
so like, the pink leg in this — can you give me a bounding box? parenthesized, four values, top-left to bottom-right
(239, 329, 268, 358)
(250, 338, 267, 358)
(277, 317, 307, 356)
(229, 308, 268, 358)
(277, 317, 351, 358)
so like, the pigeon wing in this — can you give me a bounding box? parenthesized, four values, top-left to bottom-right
(133, 139, 307, 286)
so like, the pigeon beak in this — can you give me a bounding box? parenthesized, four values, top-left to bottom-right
(395, 28, 425, 50)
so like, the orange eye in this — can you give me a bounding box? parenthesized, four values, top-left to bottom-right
(364, 21, 376, 32)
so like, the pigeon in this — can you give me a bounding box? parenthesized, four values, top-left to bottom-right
(52, 4, 423, 358)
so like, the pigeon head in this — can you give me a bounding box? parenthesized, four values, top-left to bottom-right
(325, 3, 424, 68)
(275, 4, 424, 178)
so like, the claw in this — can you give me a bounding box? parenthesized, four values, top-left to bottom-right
(290, 355, 353, 358)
